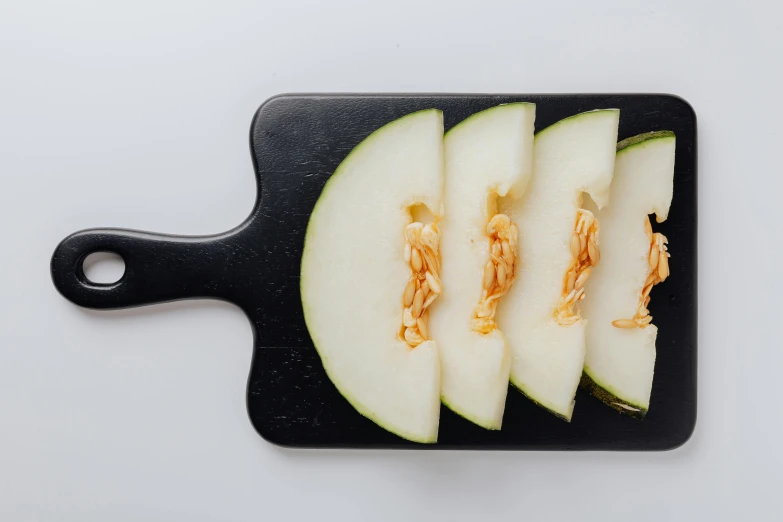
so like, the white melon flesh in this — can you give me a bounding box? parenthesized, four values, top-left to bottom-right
(497, 109, 620, 420)
(429, 103, 536, 429)
(301, 110, 444, 443)
(581, 132, 676, 416)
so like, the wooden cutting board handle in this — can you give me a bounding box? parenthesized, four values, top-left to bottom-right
(50, 228, 240, 309)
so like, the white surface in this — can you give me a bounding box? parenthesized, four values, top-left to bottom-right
(82, 252, 126, 284)
(0, 0, 779, 520)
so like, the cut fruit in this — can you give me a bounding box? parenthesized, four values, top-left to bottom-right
(429, 103, 536, 429)
(580, 131, 676, 417)
(496, 109, 620, 421)
(301, 109, 445, 443)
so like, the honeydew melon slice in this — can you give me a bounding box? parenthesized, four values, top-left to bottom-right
(429, 103, 536, 429)
(580, 131, 676, 417)
(497, 109, 620, 420)
(301, 109, 445, 443)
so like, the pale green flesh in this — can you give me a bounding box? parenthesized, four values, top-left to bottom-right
(617, 130, 675, 152)
(580, 131, 676, 419)
(301, 109, 444, 443)
(498, 108, 620, 422)
(432, 102, 535, 430)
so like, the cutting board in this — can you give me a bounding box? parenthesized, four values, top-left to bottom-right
(51, 94, 697, 450)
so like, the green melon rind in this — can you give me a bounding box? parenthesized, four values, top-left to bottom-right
(509, 379, 572, 422)
(617, 130, 675, 152)
(536, 108, 620, 139)
(580, 369, 648, 419)
(441, 397, 503, 430)
(439, 103, 534, 431)
(446, 102, 535, 136)
(301, 108, 442, 444)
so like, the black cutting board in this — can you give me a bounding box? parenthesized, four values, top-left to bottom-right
(51, 94, 697, 450)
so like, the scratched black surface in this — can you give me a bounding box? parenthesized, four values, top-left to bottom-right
(51, 94, 697, 450)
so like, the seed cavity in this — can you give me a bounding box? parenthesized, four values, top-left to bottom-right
(482, 261, 495, 290)
(425, 271, 441, 295)
(570, 233, 581, 259)
(401, 222, 441, 347)
(404, 327, 424, 347)
(471, 214, 519, 334)
(411, 288, 424, 318)
(555, 209, 600, 326)
(416, 316, 429, 340)
(575, 267, 591, 290)
(612, 216, 671, 329)
(403, 279, 415, 307)
(422, 292, 438, 310)
(410, 247, 423, 273)
(403, 307, 417, 328)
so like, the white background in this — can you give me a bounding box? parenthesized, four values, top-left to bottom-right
(1, 0, 780, 520)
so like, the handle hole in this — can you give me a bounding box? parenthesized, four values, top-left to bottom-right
(82, 251, 125, 284)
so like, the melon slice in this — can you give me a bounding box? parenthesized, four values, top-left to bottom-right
(497, 109, 620, 420)
(429, 103, 536, 429)
(301, 109, 445, 443)
(580, 131, 676, 417)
